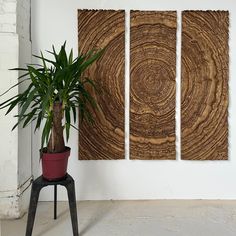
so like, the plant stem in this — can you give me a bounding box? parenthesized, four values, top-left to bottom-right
(47, 102, 65, 153)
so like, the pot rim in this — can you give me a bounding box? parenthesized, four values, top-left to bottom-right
(40, 146, 71, 154)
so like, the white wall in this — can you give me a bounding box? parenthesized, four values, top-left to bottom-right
(31, 0, 236, 200)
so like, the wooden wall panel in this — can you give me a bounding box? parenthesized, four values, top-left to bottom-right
(130, 11, 177, 160)
(78, 10, 125, 160)
(181, 11, 229, 160)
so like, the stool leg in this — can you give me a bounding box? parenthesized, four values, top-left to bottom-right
(66, 180, 79, 236)
(25, 182, 41, 236)
(54, 185, 57, 220)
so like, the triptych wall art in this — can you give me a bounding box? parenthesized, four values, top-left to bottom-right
(130, 11, 177, 160)
(78, 10, 125, 160)
(181, 11, 229, 160)
(78, 10, 229, 161)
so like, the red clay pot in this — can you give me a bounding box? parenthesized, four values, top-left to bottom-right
(41, 147, 71, 181)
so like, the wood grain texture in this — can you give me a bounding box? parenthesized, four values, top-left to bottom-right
(181, 11, 229, 160)
(130, 11, 177, 160)
(78, 10, 125, 160)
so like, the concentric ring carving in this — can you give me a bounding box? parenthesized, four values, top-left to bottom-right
(78, 10, 125, 160)
(181, 11, 229, 160)
(130, 11, 177, 160)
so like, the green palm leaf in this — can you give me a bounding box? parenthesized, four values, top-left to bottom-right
(0, 42, 104, 154)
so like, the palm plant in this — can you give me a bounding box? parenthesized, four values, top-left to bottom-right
(0, 42, 104, 154)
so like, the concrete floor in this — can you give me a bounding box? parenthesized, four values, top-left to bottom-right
(1, 200, 236, 236)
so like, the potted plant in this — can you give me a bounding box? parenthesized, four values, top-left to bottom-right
(0, 42, 104, 180)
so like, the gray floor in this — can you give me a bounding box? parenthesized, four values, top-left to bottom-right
(1, 200, 236, 236)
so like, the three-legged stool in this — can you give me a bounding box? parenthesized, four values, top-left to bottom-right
(25, 174, 79, 236)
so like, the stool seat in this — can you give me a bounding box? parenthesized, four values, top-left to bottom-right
(25, 174, 79, 236)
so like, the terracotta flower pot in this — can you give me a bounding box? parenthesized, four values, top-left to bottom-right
(41, 147, 71, 181)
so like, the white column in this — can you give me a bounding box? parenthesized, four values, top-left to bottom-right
(0, 0, 32, 219)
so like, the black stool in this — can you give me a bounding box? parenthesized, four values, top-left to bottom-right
(25, 174, 79, 236)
